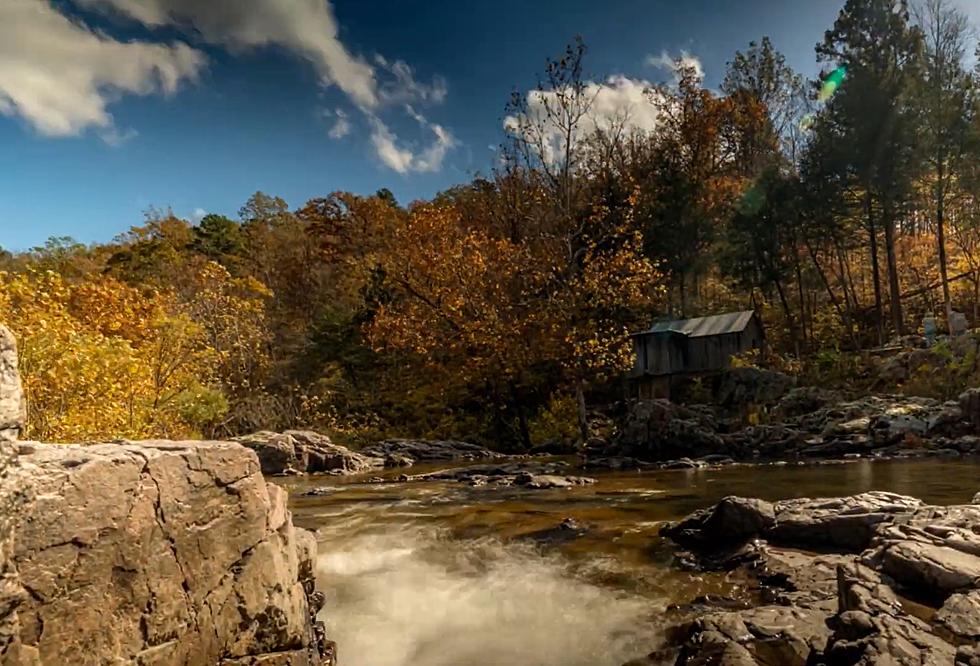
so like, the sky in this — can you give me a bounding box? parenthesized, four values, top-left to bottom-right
(1, 0, 978, 251)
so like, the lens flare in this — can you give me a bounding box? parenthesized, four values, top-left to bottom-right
(818, 66, 847, 102)
(800, 65, 847, 131)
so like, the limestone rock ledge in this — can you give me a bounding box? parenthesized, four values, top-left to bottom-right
(1, 440, 332, 666)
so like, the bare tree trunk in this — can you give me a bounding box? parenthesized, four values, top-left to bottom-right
(807, 240, 859, 349)
(883, 204, 905, 337)
(936, 167, 952, 327)
(867, 191, 885, 345)
(575, 380, 589, 444)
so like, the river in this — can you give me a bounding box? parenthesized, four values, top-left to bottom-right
(283, 457, 980, 666)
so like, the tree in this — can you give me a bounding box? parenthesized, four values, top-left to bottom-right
(722, 36, 810, 166)
(914, 0, 974, 325)
(0, 270, 224, 441)
(191, 213, 243, 265)
(637, 64, 744, 314)
(818, 0, 926, 338)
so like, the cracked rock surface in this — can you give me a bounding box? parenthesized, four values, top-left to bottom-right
(4, 440, 330, 665)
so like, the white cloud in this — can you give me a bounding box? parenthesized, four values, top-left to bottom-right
(0, 0, 203, 139)
(646, 50, 704, 81)
(6, 0, 456, 171)
(325, 108, 352, 139)
(77, 0, 380, 110)
(504, 76, 660, 165)
(191, 207, 207, 222)
(368, 109, 455, 174)
(74, 0, 452, 115)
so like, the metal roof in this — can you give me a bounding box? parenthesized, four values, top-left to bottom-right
(633, 310, 757, 338)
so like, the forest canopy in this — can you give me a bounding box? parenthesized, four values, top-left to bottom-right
(3, 0, 980, 449)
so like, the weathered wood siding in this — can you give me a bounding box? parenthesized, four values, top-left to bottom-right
(632, 314, 764, 377)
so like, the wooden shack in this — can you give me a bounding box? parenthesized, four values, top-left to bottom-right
(629, 310, 765, 399)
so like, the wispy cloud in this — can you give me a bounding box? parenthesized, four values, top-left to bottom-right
(369, 107, 456, 174)
(646, 49, 704, 81)
(71, 0, 457, 170)
(324, 108, 352, 140)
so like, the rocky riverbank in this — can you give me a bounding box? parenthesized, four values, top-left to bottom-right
(644, 490, 980, 665)
(590, 380, 980, 471)
(0, 325, 333, 665)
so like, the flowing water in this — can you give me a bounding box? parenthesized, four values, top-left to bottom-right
(283, 458, 980, 666)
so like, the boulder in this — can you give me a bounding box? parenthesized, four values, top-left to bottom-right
(0, 325, 26, 661)
(713, 368, 795, 408)
(235, 431, 383, 476)
(662, 497, 775, 549)
(512, 473, 596, 489)
(0, 326, 24, 443)
(285, 431, 382, 475)
(236, 431, 305, 475)
(960, 388, 980, 432)
(673, 606, 830, 666)
(772, 386, 840, 419)
(7, 441, 330, 665)
(617, 400, 723, 461)
(936, 590, 980, 641)
(360, 438, 501, 466)
(665, 491, 923, 554)
(877, 541, 980, 597)
(768, 492, 923, 552)
(824, 562, 956, 665)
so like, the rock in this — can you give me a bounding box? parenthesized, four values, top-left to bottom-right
(235, 431, 383, 476)
(960, 388, 980, 432)
(666, 491, 924, 555)
(519, 518, 589, 545)
(936, 590, 980, 640)
(407, 460, 571, 486)
(236, 431, 305, 476)
(360, 438, 501, 466)
(877, 354, 909, 383)
(713, 367, 796, 408)
(674, 606, 830, 666)
(769, 492, 923, 552)
(877, 540, 980, 597)
(8, 440, 328, 665)
(825, 562, 956, 665)
(513, 473, 596, 489)
(0, 329, 26, 662)
(580, 456, 657, 472)
(772, 386, 839, 419)
(959, 645, 980, 666)
(0, 326, 24, 443)
(661, 457, 705, 470)
(617, 400, 724, 461)
(662, 497, 776, 549)
(285, 431, 383, 475)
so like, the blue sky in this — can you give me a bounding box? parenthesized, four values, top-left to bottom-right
(0, 0, 974, 251)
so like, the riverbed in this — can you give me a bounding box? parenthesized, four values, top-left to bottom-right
(283, 458, 980, 666)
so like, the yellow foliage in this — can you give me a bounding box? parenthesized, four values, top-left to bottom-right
(0, 269, 232, 442)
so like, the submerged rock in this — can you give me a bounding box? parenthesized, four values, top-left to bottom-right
(6, 440, 331, 665)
